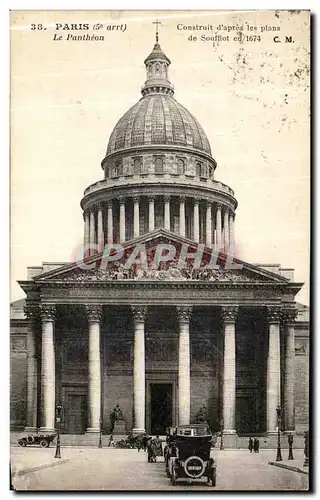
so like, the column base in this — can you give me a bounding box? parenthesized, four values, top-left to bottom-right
(222, 430, 238, 449)
(283, 429, 296, 435)
(38, 427, 55, 433)
(132, 428, 145, 436)
(266, 430, 278, 436)
(24, 426, 38, 433)
(86, 428, 100, 434)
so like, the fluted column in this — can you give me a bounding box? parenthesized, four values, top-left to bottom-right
(39, 305, 56, 432)
(132, 306, 147, 433)
(282, 308, 297, 432)
(133, 196, 140, 238)
(119, 197, 126, 243)
(177, 306, 192, 425)
(89, 209, 96, 255)
(223, 208, 229, 248)
(205, 201, 212, 247)
(148, 195, 155, 232)
(222, 307, 238, 440)
(216, 204, 222, 249)
(107, 200, 113, 244)
(83, 210, 90, 255)
(193, 198, 200, 243)
(97, 203, 104, 252)
(179, 196, 186, 238)
(24, 305, 39, 431)
(85, 305, 102, 433)
(229, 212, 235, 247)
(164, 195, 171, 231)
(267, 307, 281, 433)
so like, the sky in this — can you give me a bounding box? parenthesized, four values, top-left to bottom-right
(10, 9, 310, 304)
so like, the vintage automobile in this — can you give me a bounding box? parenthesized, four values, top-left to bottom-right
(167, 424, 217, 486)
(18, 433, 56, 448)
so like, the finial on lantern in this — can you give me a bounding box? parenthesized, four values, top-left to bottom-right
(152, 19, 161, 43)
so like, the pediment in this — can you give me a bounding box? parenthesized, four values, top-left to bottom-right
(34, 229, 289, 285)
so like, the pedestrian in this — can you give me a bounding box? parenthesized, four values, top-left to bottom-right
(142, 433, 149, 452)
(108, 434, 115, 447)
(153, 435, 163, 460)
(147, 437, 156, 463)
(253, 437, 260, 453)
(136, 433, 143, 452)
(248, 437, 254, 453)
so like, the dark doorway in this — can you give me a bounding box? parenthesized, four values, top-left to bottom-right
(150, 383, 172, 434)
(64, 393, 87, 434)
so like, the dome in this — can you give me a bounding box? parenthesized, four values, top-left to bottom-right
(106, 94, 211, 155)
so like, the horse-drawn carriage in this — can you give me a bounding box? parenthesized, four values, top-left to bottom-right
(165, 424, 217, 486)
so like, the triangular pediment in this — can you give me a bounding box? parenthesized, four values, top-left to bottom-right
(32, 228, 289, 284)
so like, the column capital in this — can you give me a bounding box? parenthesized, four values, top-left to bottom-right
(221, 306, 238, 323)
(281, 308, 298, 325)
(119, 196, 126, 205)
(85, 304, 102, 323)
(164, 194, 171, 203)
(96, 201, 104, 211)
(177, 306, 192, 323)
(133, 195, 140, 204)
(89, 204, 98, 214)
(148, 194, 155, 202)
(223, 206, 230, 216)
(107, 199, 113, 209)
(179, 196, 186, 203)
(24, 304, 39, 321)
(267, 306, 282, 324)
(131, 306, 147, 323)
(206, 200, 213, 209)
(39, 304, 56, 322)
(216, 203, 222, 211)
(193, 197, 200, 205)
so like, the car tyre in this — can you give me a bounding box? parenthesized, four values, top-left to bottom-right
(40, 439, 49, 448)
(18, 439, 26, 447)
(27, 436, 34, 444)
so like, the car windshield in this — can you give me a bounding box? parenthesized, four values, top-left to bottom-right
(177, 426, 210, 436)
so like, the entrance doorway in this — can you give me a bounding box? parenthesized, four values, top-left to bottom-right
(150, 383, 173, 434)
(63, 390, 87, 434)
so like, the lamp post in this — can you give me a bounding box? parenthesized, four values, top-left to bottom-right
(98, 417, 102, 448)
(54, 405, 62, 459)
(220, 418, 224, 451)
(288, 433, 294, 460)
(276, 405, 282, 462)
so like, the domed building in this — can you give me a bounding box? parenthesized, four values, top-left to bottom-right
(10, 36, 309, 447)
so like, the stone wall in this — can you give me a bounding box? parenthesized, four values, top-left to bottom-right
(10, 323, 28, 430)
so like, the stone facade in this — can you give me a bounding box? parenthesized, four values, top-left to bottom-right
(10, 37, 309, 445)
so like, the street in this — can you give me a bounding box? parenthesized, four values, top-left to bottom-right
(11, 447, 308, 491)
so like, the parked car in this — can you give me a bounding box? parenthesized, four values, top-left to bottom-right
(18, 433, 56, 448)
(166, 424, 217, 486)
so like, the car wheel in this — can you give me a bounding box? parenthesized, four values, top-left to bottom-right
(27, 436, 34, 444)
(18, 440, 26, 447)
(40, 440, 49, 448)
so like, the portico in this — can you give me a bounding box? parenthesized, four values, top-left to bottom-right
(21, 240, 301, 444)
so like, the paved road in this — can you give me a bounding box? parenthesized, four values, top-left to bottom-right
(11, 448, 308, 491)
